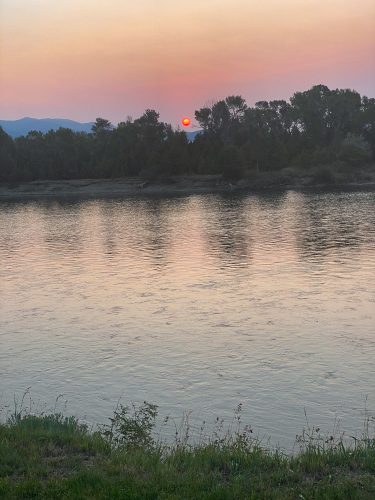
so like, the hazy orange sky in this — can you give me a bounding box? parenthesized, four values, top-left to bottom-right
(1, 0, 374, 126)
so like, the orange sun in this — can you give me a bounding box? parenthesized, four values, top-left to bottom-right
(182, 117, 191, 127)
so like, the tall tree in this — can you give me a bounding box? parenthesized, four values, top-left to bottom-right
(0, 127, 17, 181)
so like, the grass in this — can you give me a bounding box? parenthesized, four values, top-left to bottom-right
(0, 402, 374, 499)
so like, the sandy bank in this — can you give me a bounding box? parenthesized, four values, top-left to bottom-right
(1, 175, 375, 200)
(0, 175, 230, 199)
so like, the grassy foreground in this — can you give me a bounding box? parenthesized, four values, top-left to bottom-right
(0, 406, 374, 499)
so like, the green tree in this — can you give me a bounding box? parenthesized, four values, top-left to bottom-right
(92, 118, 113, 137)
(0, 127, 17, 181)
(219, 145, 245, 180)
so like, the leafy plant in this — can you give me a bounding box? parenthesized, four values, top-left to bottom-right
(101, 401, 158, 450)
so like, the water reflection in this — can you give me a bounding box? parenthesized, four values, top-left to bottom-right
(200, 196, 252, 268)
(294, 192, 372, 260)
(41, 202, 85, 255)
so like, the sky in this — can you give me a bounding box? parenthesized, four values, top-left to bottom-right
(0, 0, 374, 127)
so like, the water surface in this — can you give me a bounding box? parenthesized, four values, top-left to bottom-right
(0, 190, 374, 449)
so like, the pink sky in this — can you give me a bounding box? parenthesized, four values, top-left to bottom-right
(1, 0, 374, 127)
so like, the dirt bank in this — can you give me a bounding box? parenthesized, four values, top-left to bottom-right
(1, 174, 375, 200)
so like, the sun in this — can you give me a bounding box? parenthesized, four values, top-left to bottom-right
(182, 117, 191, 127)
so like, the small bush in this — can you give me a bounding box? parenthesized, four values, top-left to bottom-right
(311, 165, 336, 184)
(101, 401, 158, 450)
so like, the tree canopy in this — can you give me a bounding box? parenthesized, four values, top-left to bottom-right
(1, 85, 374, 184)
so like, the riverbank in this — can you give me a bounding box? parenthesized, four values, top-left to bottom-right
(0, 412, 374, 499)
(1, 168, 375, 200)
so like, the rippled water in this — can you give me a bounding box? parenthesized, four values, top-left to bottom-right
(0, 190, 374, 449)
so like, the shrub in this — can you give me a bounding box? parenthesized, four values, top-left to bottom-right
(101, 401, 158, 450)
(339, 133, 371, 167)
(311, 165, 336, 184)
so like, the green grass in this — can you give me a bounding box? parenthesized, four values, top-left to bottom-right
(0, 409, 374, 499)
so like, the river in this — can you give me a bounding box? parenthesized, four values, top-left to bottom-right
(0, 189, 374, 450)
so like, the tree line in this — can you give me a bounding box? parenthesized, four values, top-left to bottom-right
(0, 85, 374, 183)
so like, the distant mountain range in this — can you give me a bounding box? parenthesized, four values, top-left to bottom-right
(0, 117, 94, 138)
(0, 117, 201, 141)
(185, 130, 201, 141)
